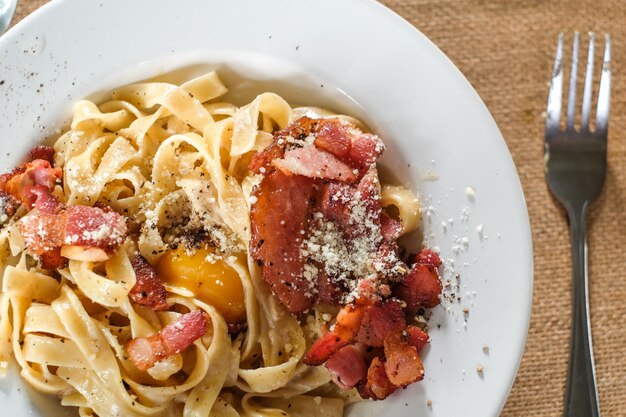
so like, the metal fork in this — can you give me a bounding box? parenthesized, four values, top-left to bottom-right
(544, 32, 610, 417)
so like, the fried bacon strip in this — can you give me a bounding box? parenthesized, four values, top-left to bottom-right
(62, 206, 127, 258)
(250, 116, 383, 180)
(126, 310, 209, 371)
(250, 170, 317, 313)
(383, 330, 424, 387)
(394, 263, 442, 309)
(405, 325, 430, 352)
(358, 357, 397, 400)
(314, 121, 384, 174)
(325, 344, 367, 389)
(303, 304, 364, 366)
(355, 300, 406, 347)
(249, 116, 318, 174)
(0, 159, 62, 208)
(129, 256, 169, 311)
(272, 146, 357, 182)
(29, 184, 63, 214)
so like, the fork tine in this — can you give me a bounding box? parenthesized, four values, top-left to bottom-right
(546, 33, 564, 133)
(565, 32, 579, 130)
(595, 34, 611, 134)
(580, 33, 595, 131)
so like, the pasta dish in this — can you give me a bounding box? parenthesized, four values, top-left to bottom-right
(0, 71, 442, 416)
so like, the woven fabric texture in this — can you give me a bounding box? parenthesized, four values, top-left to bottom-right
(12, 1, 626, 416)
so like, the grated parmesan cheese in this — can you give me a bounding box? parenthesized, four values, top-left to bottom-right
(299, 182, 403, 303)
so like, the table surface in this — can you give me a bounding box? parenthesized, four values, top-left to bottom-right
(9, 1, 626, 416)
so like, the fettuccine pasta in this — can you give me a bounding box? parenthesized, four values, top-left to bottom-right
(0, 71, 428, 417)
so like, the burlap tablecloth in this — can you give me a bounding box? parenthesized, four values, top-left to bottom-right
(10, 1, 626, 416)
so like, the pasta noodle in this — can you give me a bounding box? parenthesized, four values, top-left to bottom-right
(0, 71, 422, 417)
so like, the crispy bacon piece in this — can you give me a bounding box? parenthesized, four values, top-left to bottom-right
(126, 310, 209, 371)
(29, 185, 63, 214)
(0, 159, 62, 208)
(383, 331, 424, 386)
(356, 167, 382, 216)
(272, 146, 357, 182)
(251, 116, 383, 179)
(414, 248, 442, 268)
(348, 134, 384, 172)
(356, 300, 406, 347)
(64, 206, 125, 249)
(314, 119, 384, 173)
(325, 344, 367, 389)
(358, 357, 398, 400)
(250, 170, 317, 313)
(249, 142, 284, 174)
(19, 211, 65, 254)
(380, 213, 402, 242)
(0, 152, 133, 270)
(303, 304, 364, 366)
(277, 114, 320, 142)
(62, 205, 127, 261)
(28, 146, 55, 164)
(405, 325, 429, 352)
(18, 196, 127, 268)
(130, 256, 168, 311)
(394, 263, 442, 309)
(249, 116, 320, 174)
(314, 119, 351, 158)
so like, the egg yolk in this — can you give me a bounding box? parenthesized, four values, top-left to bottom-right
(155, 247, 246, 323)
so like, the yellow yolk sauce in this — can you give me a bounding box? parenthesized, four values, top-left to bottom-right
(156, 247, 246, 323)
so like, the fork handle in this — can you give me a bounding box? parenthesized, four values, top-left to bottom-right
(564, 205, 601, 417)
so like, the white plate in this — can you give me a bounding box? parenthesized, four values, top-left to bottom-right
(0, 0, 533, 416)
